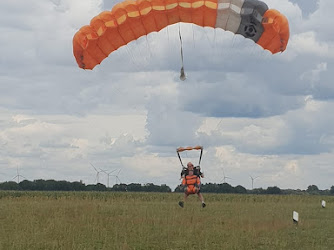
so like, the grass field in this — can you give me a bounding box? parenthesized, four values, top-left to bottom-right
(0, 191, 334, 250)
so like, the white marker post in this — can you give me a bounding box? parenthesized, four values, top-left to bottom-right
(322, 200, 326, 208)
(293, 211, 299, 224)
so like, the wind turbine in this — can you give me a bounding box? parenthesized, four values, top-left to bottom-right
(101, 169, 117, 188)
(249, 174, 259, 189)
(12, 166, 26, 183)
(221, 167, 232, 184)
(112, 169, 122, 185)
(90, 163, 103, 184)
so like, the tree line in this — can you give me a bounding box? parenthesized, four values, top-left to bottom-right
(0, 179, 172, 192)
(1, 179, 334, 195)
(176, 183, 334, 195)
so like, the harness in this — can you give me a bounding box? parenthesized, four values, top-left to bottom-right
(176, 146, 204, 194)
(182, 173, 201, 194)
(181, 166, 203, 179)
(184, 173, 198, 185)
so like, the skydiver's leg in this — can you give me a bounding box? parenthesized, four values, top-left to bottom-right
(197, 192, 206, 208)
(197, 192, 204, 202)
(178, 191, 189, 208)
(184, 192, 189, 201)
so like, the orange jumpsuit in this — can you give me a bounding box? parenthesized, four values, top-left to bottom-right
(182, 174, 201, 194)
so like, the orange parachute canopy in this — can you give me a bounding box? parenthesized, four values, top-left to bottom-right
(177, 145, 203, 152)
(73, 0, 289, 69)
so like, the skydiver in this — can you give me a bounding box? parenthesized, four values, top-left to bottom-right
(178, 162, 206, 208)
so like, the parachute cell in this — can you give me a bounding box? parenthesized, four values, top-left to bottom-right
(73, 0, 290, 69)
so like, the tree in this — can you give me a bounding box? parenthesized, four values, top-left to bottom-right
(330, 186, 334, 195)
(234, 185, 247, 194)
(19, 180, 34, 190)
(127, 183, 142, 192)
(34, 179, 47, 190)
(201, 183, 219, 193)
(0, 181, 19, 190)
(71, 181, 86, 191)
(86, 183, 107, 191)
(219, 183, 234, 193)
(266, 186, 281, 194)
(143, 183, 156, 192)
(158, 184, 172, 192)
(307, 185, 319, 194)
(112, 184, 128, 192)
(174, 185, 184, 193)
(249, 188, 265, 194)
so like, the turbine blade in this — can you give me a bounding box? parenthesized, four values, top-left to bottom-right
(90, 163, 98, 172)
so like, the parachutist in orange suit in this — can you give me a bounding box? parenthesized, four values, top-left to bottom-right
(179, 162, 206, 208)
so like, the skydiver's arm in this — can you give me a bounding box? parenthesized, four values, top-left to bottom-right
(196, 177, 201, 188)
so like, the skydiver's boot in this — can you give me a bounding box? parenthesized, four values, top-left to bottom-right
(202, 202, 206, 208)
(178, 201, 184, 208)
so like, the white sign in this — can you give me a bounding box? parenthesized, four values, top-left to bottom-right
(293, 211, 299, 223)
(322, 200, 326, 208)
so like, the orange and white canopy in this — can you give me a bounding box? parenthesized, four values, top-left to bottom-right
(73, 0, 289, 69)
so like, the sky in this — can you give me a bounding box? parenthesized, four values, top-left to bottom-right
(0, 0, 333, 190)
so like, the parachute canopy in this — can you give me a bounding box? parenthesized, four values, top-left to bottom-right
(177, 145, 203, 152)
(73, 0, 290, 69)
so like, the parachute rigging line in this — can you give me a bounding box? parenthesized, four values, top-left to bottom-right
(177, 151, 184, 168)
(179, 25, 186, 81)
(198, 148, 203, 166)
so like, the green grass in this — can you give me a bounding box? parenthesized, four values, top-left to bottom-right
(0, 191, 334, 249)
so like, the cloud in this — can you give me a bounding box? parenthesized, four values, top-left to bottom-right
(126, 153, 178, 178)
(288, 0, 318, 17)
(179, 71, 305, 118)
(195, 96, 334, 157)
(145, 84, 203, 147)
(289, 32, 334, 58)
(302, 0, 334, 40)
(300, 62, 327, 84)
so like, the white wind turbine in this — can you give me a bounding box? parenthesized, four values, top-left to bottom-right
(249, 174, 260, 189)
(101, 169, 117, 188)
(12, 166, 26, 183)
(221, 167, 232, 184)
(112, 169, 122, 185)
(90, 163, 103, 184)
